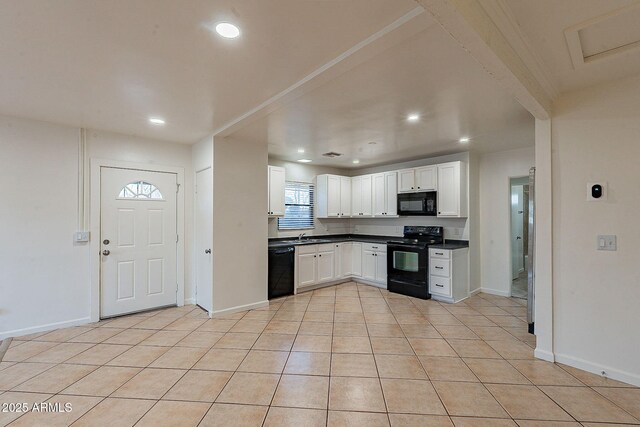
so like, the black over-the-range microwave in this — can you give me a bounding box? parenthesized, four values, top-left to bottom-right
(397, 191, 437, 216)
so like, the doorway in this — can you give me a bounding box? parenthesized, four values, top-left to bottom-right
(510, 176, 529, 299)
(100, 167, 178, 317)
(195, 167, 213, 313)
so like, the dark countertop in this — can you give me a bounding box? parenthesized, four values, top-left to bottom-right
(269, 234, 469, 249)
(430, 240, 469, 250)
(268, 234, 392, 248)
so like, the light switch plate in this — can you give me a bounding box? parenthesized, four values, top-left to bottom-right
(597, 235, 616, 251)
(74, 231, 90, 242)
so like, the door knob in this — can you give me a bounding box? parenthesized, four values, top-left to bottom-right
(102, 250, 110, 256)
(205, 249, 211, 254)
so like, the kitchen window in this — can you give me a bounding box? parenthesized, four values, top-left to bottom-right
(278, 182, 315, 230)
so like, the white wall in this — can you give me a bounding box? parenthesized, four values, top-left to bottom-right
(267, 159, 351, 238)
(0, 115, 194, 339)
(212, 136, 268, 313)
(550, 74, 640, 385)
(478, 147, 535, 296)
(0, 116, 90, 337)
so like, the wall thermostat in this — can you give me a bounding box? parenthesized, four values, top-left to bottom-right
(587, 182, 607, 201)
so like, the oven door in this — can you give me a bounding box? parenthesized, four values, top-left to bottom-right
(387, 244, 430, 299)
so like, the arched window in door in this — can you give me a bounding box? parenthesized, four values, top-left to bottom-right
(118, 181, 164, 200)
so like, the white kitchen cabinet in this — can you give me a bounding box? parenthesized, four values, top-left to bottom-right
(361, 243, 387, 286)
(437, 161, 467, 218)
(362, 250, 377, 281)
(429, 247, 469, 303)
(340, 176, 351, 217)
(295, 244, 338, 290)
(317, 247, 335, 282)
(376, 251, 387, 283)
(338, 242, 352, 277)
(316, 174, 351, 218)
(415, 166, 437, 191)
(398, 169, 416, 193)
(267, 165, 285, 217)
(396, 166, 436, 193)
(372, 172, 397, 217)
(297, 252, 316, 288)
(351, 242, 362, 277)
(351, 175, 372, 217)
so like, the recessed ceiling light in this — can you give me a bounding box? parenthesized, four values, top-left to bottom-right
(297, 148, 305, 153)
(298, 159, 312, 163)
(407, 114, 420, 122)
(352, 160, 360, 164)
(215, 22, 240, 39)
(459, 137, 470, 143)
(149, 117, 165, 125)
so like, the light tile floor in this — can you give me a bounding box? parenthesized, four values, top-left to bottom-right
(2, 282, 639, 426)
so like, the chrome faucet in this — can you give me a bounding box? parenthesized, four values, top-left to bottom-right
(298, 233, 307, 241)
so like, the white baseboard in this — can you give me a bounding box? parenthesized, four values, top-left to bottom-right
(555, 352, 640, 387)
(184, 298, 196, 305)
(0, 317, 92, 341)
(469, 288, 481, 296)
(534, 348, 555, 362)
(212, 300, 269, 317)
(479, 287, 511, 297)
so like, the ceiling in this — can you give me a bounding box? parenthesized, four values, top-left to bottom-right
(0, 0, 416, 143)
(230, 12, 534, 168)
(505, 0, 640, 94)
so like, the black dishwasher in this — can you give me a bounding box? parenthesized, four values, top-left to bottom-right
(268, 246, 295, 299)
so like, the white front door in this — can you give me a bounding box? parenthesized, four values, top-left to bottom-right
(195, 167, 213, 313)
(101, 167, 178, 317)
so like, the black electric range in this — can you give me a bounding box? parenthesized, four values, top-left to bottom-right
(387, 226, 444, 299)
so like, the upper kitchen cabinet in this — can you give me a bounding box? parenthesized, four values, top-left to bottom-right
(268, 165, 285, 217)
(372, 171, 397, 217)
(397, 166, 437, 193)
(316, 174, 351, 218)
(437, 161, 467, 218)
(351, 175, 372, 217)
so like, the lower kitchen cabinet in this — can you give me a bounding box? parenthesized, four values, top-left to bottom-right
(428, 247, 468, 303)
(295, 241, 381, 291)
(362, 243, 387, 287)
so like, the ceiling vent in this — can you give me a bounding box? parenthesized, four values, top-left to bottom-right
(565, 3, 640, 68)
(322, 151, 343, 158)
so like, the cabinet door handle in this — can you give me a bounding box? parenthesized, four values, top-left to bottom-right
(435, 266, 443, 269)
(435, 252, 444, 255)
(435, 284, 444, 287)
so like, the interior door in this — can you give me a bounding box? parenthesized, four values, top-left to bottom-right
(101, 167, 177, 317)
(196, 167, 213, 313)
(511, 184, 525, 279)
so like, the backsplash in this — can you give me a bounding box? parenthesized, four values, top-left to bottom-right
(349, 217, 468, 240)
(268, 216, 468, 240)
(268, 217, 351, 239)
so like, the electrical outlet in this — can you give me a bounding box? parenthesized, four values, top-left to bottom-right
(597, 235, 616, 251)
